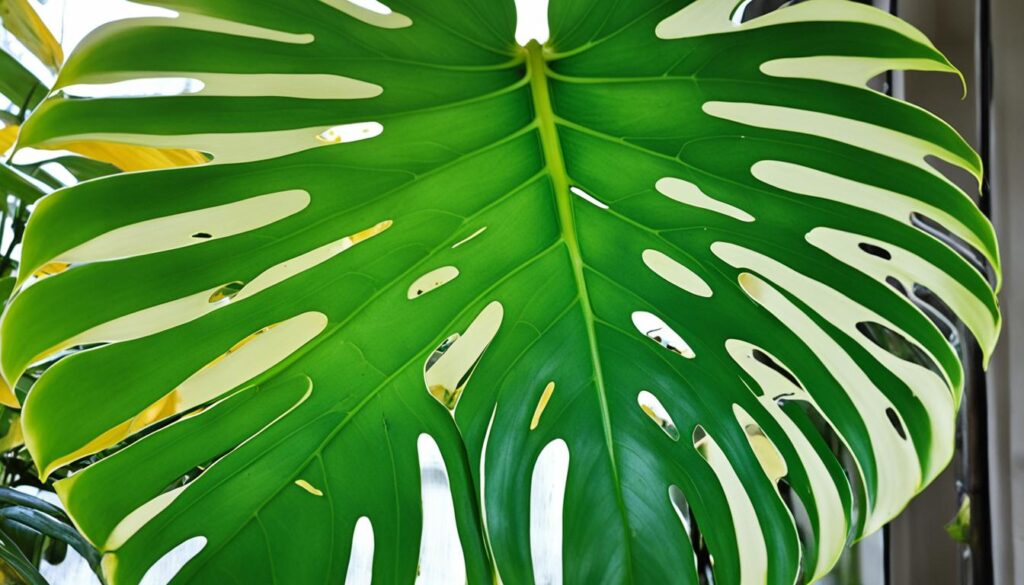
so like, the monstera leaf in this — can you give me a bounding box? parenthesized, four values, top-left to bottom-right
(0, 0, 1000, 583)
(0, 0, 205, 178)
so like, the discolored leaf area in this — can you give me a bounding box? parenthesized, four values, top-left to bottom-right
(0, 0, 1000, 583)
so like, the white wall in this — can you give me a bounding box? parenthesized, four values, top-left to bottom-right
(986, 0, 1024, 582)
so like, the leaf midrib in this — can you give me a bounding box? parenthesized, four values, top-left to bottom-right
(525, 40, 635, 577)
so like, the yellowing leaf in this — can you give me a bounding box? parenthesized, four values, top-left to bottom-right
(52, 140, 208, 171)
(0, 0, 63, 72)
(32, 261, 69, 279)
(0, 377, 17, 408)
(0, 124, 17, 153)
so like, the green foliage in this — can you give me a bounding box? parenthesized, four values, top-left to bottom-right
(0, 1, 1000, 583)
(945, 494, 971, 544)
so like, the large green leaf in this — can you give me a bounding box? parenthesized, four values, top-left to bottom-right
(0, 0, 1000, 583)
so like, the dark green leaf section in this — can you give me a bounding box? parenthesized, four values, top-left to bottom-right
(0, 49, 46, 116)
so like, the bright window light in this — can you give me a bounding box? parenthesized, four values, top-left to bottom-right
(515, 0, 550, 45)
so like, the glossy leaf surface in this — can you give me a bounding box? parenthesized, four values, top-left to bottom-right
(1, 1, 1000, 583)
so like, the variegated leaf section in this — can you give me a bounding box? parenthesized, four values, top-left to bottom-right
(1, 0, 999, 584)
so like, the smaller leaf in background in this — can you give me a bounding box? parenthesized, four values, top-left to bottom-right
(0, 276, 13, 302)
(0, 526, 48, 585)
(0, 125, 18, 153)
(0, 489, 69, 524)
(0, 163, 46, 205)
(0, 407, 20, 447)
(0, 489, 104, 585)
(0, 304, 16, 401)
(0, 49, 46, 115)
(11, 156, 118, 191)
(945, 495, 971, 544)
(0, 0, 63, 73)
(0, 506, 102, 576)
(39, 156, 118, 182)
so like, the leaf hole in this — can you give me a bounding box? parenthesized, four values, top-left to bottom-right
(530, 382, 556, 431)
(857, 242, 892, 260)
(208, 281, 244, 304)
(642, 249, 713, 298)
(316, 122, 383, 144)
(569, 186, 609, 209)
(909, 283, 961, 349)
(191, 232, 212, 239)
(347, 0, 394, 15)
(751, 349, 803, 389)
(778, 480, 814, 583)
(138, 536, 207, 585)
(886, 278, 961, 349)
(530, 439, 569, 583)
(514, 0, 551, 45)
(731, 0, 798, 23)
(62, 77, 204, 99)
(452, 227, 487, 249)
(668, 484, 692, 537)
(631, 311, 695, 358)
(294, 479, 323, 496)
(423, 303, 503, 411)
(425, 334, 459, 372)
(772, 393, 798, 407)
(736, 406, 787, 482)
(416, 434, 467, 583)
(855, 321, 942, 376)
(909, 212, 995, 288)
(408, 266, 460, 300)
(160, 312, 327, 429)
(692, 424, 708, 450)
(885, 407, 908, 440)
(785, 400, 867, 534)
(345, 517, 375, 585)
(885, 276, 907, 295)
(637, 390, 680, 441)
(866, 71, 890, 94)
